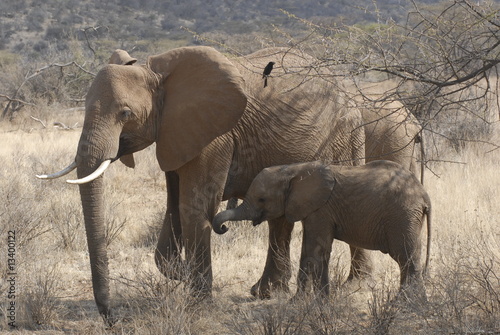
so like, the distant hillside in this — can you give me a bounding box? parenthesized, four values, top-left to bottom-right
(0, 0, 451, 59)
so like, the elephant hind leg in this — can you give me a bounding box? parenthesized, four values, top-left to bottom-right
(155, 171, 185, 280)
(251, 216, 294, 299)
(392, 242, 427, 303)
(347, 246, 373, 281)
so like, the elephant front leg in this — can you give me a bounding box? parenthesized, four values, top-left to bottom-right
(347, 246, 373, 280)
(251, 216, 293, 299)
(177, 178, 226, 298)
(155, 171, 185, 280)
(295, 225, 332, 299)
(181, 216, 213, 298)
(296, 256, 330, 299)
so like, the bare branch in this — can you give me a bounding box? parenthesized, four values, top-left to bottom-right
(0, 94, 34, 106)
(80, 26, 105, 60)
(30, 116, 46, 128)
(1, 61, 95, 119)
(53, 121, 80, 130)
(24, 61, 95, 81)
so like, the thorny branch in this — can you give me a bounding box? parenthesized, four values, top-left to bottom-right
(81, 26, 108, 60)
(272, 1, 500, 162)
(0, 94, 34, 107)
(1, 61, 95, 119)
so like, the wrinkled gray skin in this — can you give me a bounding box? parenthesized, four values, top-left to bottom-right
(226, 97, 424, 286)
(227, 98, 423, 212)
(361, 99, 423, 183)
(40, 47, 367, 324)
(214, 160, 431, 300)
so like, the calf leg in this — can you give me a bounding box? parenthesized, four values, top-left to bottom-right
(295, 224, 333, 299)
(392, 240, 427, 302)
(251, 216, 293, 299)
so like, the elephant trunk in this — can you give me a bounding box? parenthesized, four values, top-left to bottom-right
(77, 168, 114, 325)
(74, 128, 119, 325)
(212, 202, 256, 234)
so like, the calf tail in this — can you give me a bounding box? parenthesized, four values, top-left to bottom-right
(423, 205, 432, 278)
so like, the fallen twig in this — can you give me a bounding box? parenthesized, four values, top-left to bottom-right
(53, 121, 80, 130)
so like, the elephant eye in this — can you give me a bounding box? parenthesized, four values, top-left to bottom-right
(119, 109, 132, 122)
(258, 198, 265, 203)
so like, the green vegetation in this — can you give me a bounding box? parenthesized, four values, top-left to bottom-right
(0, 0, 452, 59)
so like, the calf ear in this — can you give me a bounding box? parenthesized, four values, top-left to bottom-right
(285, 164, 335, 223)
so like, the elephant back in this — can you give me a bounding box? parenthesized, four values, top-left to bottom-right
(361, 98, 421, 170)
(232, 48, 343, 116)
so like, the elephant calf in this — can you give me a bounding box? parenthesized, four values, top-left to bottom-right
(212, 160, 431, 299)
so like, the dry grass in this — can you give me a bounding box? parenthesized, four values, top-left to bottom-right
(1, 109, 499, 334)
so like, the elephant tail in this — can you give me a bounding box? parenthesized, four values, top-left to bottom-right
(419, 129, 425, 186)
(423, 204, 432, 278)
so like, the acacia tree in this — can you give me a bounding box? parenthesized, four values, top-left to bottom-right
(276, 0, 499, 157)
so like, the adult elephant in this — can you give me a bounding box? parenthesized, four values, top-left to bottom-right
(360, 98, 424, 183)
(340, 97, 424, 280)
(38, 46, 365, 323)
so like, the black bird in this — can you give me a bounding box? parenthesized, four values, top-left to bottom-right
(262, 61, 275, 88)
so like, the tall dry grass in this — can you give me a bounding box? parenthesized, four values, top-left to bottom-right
(0, 108, 499, 334)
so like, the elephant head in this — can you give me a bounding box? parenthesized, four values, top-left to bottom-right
(106, 49, 138, 169)
(37, 46, 247, 323)
(212, 161, 335, 234)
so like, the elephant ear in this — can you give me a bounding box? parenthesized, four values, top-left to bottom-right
(108, 49, 138, 168)
(108, 49, 137, 65)
(148, 46, 247, 172)
(285, 163, 335, 223)
(119, 154, 136, 169)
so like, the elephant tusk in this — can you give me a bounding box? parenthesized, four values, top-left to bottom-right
(66, 160, 112, 184)
(36, 161, 77, 179)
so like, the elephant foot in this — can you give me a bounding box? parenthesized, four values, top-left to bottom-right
(187, 268, 213, 302)
(187, 289, 213, 307)
(398, 279, 428, 308)
(250, 278, 290, 299)
(154, 251, 187, 281)
(162, 262, 188, 281)
(342, 276, 377, 298)
(346, 269, 373, 282)
(189, 284, 213, 301)
(342, 270, 376, 297)
(346, 258, 374, 282)
(289, 292, 301, 303)
(347, 247, 373, 281)
(100, 309, 118, 328)
(290, 290, 329, 305)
